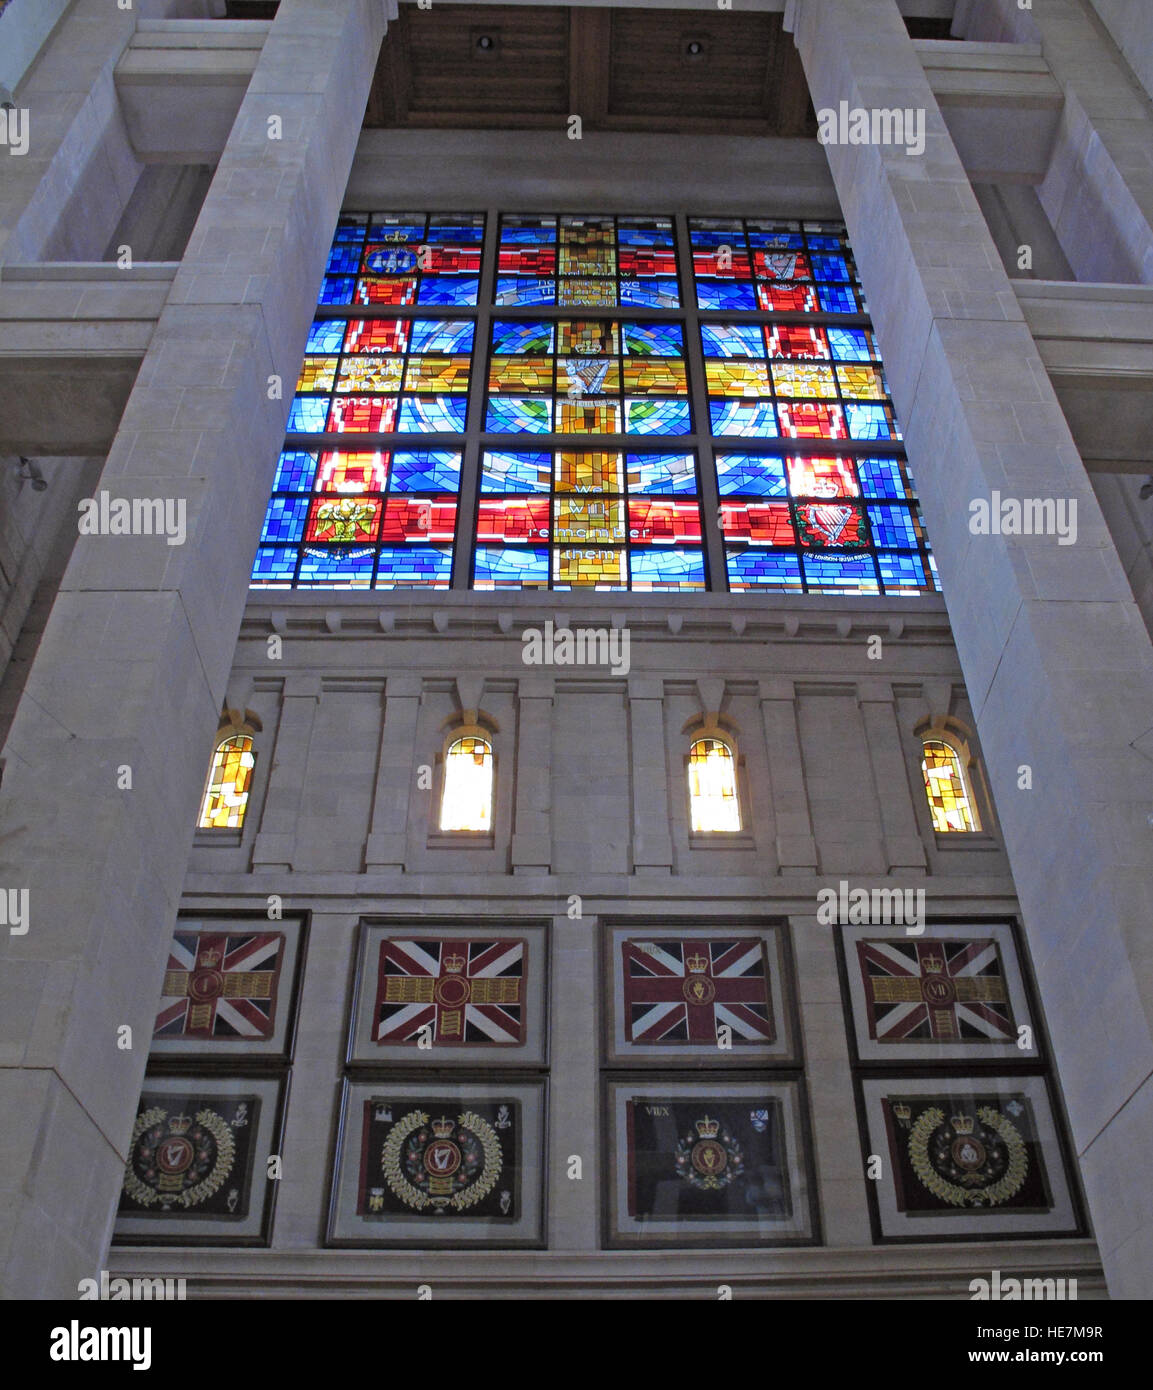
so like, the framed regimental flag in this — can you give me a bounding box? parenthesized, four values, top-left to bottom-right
(113, 1074, 284, 1246)
(603, 922, 797, 1065)
(837, 921, 1040, 1064)
(150, 912, 307, 1061)
(858, 1074, 1081, 1242)
(327, 1079, 546, 1247)
(347, 920, 548, 1066)
(604, 1079, 816, 1247)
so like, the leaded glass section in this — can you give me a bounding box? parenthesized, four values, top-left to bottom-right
(199, 735, 256, 830)
(496, 215, 680, 308)
(921, 740, 978, 833)
(321, 212, 484, 307)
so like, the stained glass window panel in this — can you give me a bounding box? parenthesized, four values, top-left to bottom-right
(921, 740, 979, 832)
(440, 736, 494, 832)
(688, 738, 741, 833)
(199, 735, 256, 830)
(496, 215, 680, 307)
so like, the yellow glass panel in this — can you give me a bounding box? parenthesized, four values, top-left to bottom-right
(771, 363, 838, 398)
(554, 452, 625, 493)
(404, 356, 471, 393)
(921, 740, 978, 832)
(553, 546, 627, 587)
(706, 361, 771, 398)
(335, 357, 403, 393)
(835, 364, 886, 400)
(688, 738, 741, 832)
(297, 357, 339, 393)
(623, 360, 687, 395)
(198, 735, 255, 830)
(557, 321, 620, 355)
(439, 736, 493, 832)
(553, 496, 626, 544)
(557, 400, 621, 433)
(489, 357, 553, 392)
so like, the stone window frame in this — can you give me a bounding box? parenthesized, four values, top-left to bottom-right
(194, 710, 264, 847)
(427, 712, 499, 848)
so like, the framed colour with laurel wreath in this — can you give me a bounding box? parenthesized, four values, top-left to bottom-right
(327, 1078, 545, 1246)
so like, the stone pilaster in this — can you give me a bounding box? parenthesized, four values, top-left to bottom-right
(511, 676, 554, 875)
(363, 674, 423, 872)
(856, 679, 928, 873)
(758, 677, 820, 873)
(626, 676, 674, 874)
(250, 675, 322, 872)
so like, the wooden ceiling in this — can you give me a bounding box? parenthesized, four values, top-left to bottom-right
(365, 6, 817, 136)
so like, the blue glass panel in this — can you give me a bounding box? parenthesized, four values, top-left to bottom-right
(747, 231, 805, 251)
(417, 277, 479, 306)
(486, 397, 553, 434)
(710, 400, 778, 437)
(375, 545, 453, 588)
(496, 277, 556, 306)
(287, 397, 330, 433)
(306, 320, 346, 354)
(617, 224, 676, 247)
(802, 551, 879, 593)
(500, 217, 556, 243)
(856, 457, 905, 499)
(368, 217, 424, 240)
(805, 234, 843, 251)
(251, 547, 298, 585)
(398, 396, 468, 432)
(846, 403, 898, 441)
(620, 279, 680, 308)
(272, 450, 318, 492)
(700, 323, 763, 358)
(408, 319, 475, 353)
(867, 505, 920, 548)
(327, 245, 361, 275)
(695, 280, 757, 311)
(715, 453, 787, 497)
(474, 545, 550, 588)
(828, 327, 874, 361)
(877, 551, 929, 591)
(630, 547, 705, 587)
(492, 320, 555, 354)
(627, 399, 692, 436)
(364, 246, 419, 275)
(333, 216, 368, 242)
(628, 453, 697, 495)
(623, 323, 684, 356)
(319, 276, 355, 305)
(811, 254, 852, 282)
(815, 284, 859, 314)
(296, 547, 375, 587)
(481, 451, 551, 493)
(390, 450, 462, 493)
(261, 495, 309, 544)
(726, 548, 803, 590)
(426, 217, 485, 243)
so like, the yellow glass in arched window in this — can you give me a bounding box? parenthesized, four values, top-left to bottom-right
(440, 736, 494, 832)
(921, 739, 978, 832)
(688, 738, 741, 832)
(198, 735, 256, 829)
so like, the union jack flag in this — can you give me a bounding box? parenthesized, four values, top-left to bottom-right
(856, 938, 1015, 1043)
(374, 938, 525, 1045)
(155, 931, 284, 1040)
(622, 937, 775, 1045)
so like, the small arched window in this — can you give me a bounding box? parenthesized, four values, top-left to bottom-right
(688, 737, 741, 832)
(198, 734, 256, 829)
(921, 738, 978, 832)
(440, 735, 494, 832)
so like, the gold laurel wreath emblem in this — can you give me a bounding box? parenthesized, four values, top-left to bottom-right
(122, 1106, 236, 1210)
(908, 1104, 1028, 1208)
(381, 1108, 503, 1212)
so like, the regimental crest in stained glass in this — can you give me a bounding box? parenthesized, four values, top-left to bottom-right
(856, 938, 1016, 1045)
(374, 937, 526, 1045)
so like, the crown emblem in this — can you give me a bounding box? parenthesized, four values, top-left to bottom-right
(442, 954, 466, 975)
(951, 1113, 975, 1135)
(685, 952, 709, 975)
(921, 954, 944, 974)
(431, 1117, 455, 1139)
(199, 949, 221, 968)
(168, 1114, 192, 1135)
(695, 1116, 720, 1138)
(892, 1103, 911, 1124)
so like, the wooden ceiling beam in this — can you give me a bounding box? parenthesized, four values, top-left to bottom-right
(569, 8, 611, 131)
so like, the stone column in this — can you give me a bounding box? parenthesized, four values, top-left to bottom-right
(626, 676, 674, 874)
(511, 675, 554, 875)
(363, 674, 422, 872)
(758, 677, 820, 873)
(794, 0, 1153, 1295)
(0, 0, 391, 1297)
(250, 675, 322, 872)
(856, 679, 927, 874)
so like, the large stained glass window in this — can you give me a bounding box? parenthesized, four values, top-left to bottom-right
(198, 735, 256, 830)
(254, 210, 938, 595)
(921, 739, 979, 833)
